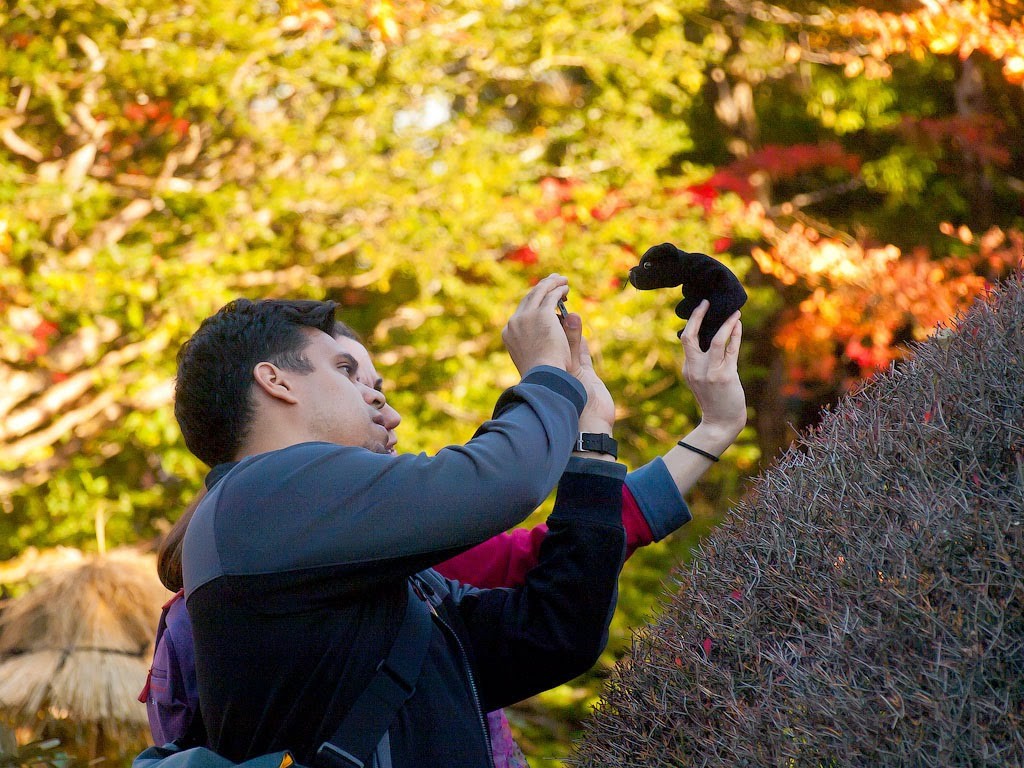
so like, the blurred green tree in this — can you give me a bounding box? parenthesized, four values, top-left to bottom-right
(1, 0, 1021, 763)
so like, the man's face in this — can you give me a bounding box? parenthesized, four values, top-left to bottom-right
(333, 334, 401, 455)
(289, 329, 392, 454)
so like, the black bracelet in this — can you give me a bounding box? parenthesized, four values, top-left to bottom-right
(677, 440, 719, 462)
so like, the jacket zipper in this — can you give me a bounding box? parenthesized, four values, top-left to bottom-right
(413, 578, 495, 768)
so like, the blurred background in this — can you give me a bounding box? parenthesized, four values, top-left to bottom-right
(0, 0, 1021, 764)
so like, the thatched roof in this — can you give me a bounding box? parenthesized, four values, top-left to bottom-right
(0, 549, 170, 727)
(0, 546, 86, 586)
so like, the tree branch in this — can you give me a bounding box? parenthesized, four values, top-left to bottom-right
(0, 329, 172, 443)
(0, 368, 47, 420)
(1, 121, 44, 162)
(766, 177, 865, 218)
(0, 378, 173, 495)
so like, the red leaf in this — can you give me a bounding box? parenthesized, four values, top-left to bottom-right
(590, 190, 629, 221)
(706, 171, 757, 199)
(702, 638, 713, 656)
(539, 176, 576, 203)
(534, 205, 561, 222)
(123, 103, 147, 122)
(685, 183, 718, 212)
(730, 589, 743, 601)
(32, 320, 58, 341)
(171, 118, 191, 140)
(504, 245, 538, 265)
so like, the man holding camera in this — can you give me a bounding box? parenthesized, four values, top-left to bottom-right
(175, 274, 627, 767)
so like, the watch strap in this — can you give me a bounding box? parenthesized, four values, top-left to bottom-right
(577, 432, 618, 459)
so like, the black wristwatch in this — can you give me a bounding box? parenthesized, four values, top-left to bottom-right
(576, 432, 618, 459)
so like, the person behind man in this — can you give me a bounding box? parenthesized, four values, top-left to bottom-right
(175, 275, 627, 767)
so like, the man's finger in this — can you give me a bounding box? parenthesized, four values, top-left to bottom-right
(578, 333, 594, 370)
(538, 282, 569, 311)
(520, 273, 568, 311)
(512, 273, 558, 313)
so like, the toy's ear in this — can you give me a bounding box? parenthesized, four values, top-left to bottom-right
(253, 362, 300, 404)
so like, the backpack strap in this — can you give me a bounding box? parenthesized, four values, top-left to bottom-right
(314, 579, 434, 768)
(411, 570, 450, 607)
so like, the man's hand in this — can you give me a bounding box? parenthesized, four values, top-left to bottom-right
(680, 299, 746, 442)
(503, 274, 573, 374)
(563, 313, 615, 434)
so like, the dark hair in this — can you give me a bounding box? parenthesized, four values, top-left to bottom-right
(161, 319, 359, 591)
(174, 298, 338, 467)
(333, 320, 360, 342)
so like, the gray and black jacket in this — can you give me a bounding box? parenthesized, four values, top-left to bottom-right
(182, 366, 627, 767)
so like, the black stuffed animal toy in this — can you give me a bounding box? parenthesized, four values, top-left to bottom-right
(628, 243, 747, 351)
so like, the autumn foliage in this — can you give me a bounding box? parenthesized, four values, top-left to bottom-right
(752, 220, 1023, 393)
(1, 0, 1023, 759)
(847, 1, 1024, 85)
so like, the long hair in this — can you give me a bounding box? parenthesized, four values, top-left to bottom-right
(156, 487, 206, 592)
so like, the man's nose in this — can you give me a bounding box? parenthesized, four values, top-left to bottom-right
(361, 382, 386, 409)
(380, 403, 401, 431)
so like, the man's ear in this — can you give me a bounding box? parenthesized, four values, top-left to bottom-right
(252, 362, 300, 404)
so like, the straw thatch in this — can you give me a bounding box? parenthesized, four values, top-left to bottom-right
(0, 549, 170, 728)
(0, 547, 86, 586)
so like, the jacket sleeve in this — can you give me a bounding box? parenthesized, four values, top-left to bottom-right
(622, 485, 655, 555)
(624, 457, 692, 542)
(185, 367, 588, 593)
(435, 525, 550, 589)
(434, 467, 676, 590)
(436, 482, 655, 590)
(443, 457, 627, 711)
